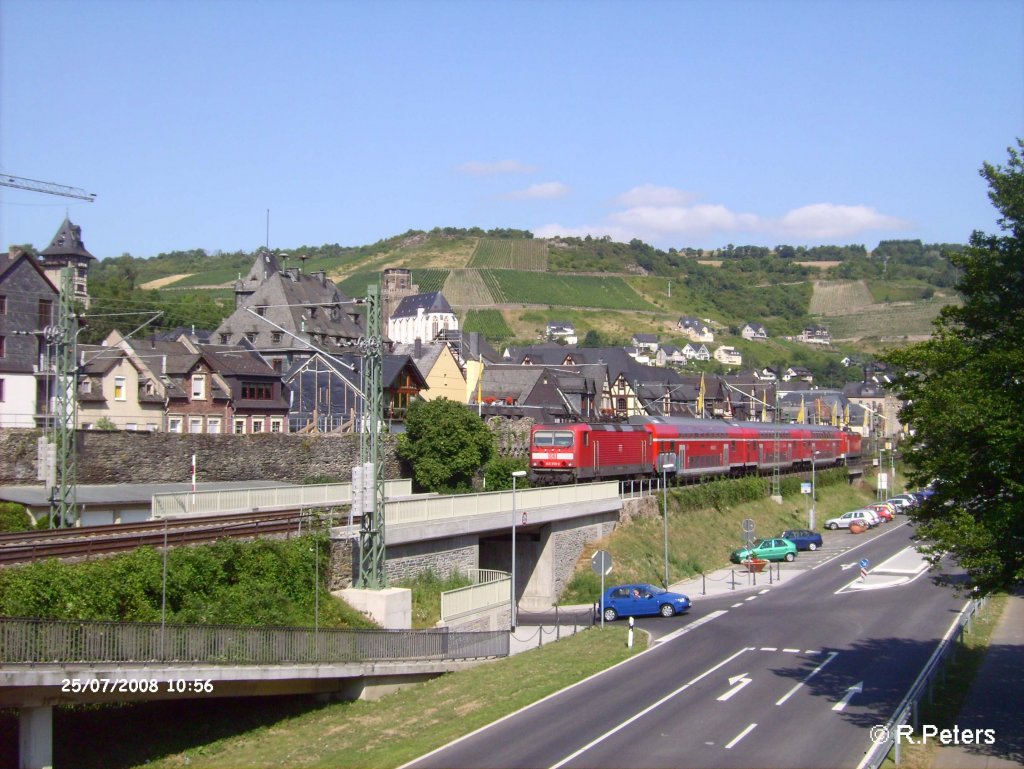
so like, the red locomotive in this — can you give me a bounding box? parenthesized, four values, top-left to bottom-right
(529, 416, 862, 485)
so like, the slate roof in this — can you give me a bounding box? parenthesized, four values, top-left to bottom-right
(40, 217, 95, 261)
(391, 291, 454, 319)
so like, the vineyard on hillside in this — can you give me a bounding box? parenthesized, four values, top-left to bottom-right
(469, 238, 548, 270)
(440, 269, 495, 306)
(479, 270, 656, 310)
(809, 280, 874, 315)
(462, 309, 514, 342)
(825, 297, 949, 340)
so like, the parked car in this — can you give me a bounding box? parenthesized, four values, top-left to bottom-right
(862, 508, 882, 526)
(887, 495, 916, 511)
(779, 529, 823, 551)
(730, 538, 798, 563)
(601, 584, 691, 621)
(867, 504, 895, 522)
(825, 510, 874, 530)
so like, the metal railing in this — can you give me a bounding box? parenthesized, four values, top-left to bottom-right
(0, 616, 508, 665)
(386, 482, 620, 527)
(860, 597, 988, 768)
(151, 479, 413, 519)
(440, 570, 511, 623)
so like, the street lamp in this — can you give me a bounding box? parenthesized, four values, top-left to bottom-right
(661, 463, 675, 588)
(511, 470, 527, 631)
(810, 451, 821, 530)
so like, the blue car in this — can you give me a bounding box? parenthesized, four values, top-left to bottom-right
(601, 583, 691, 621)
(779, 529, 824, 551)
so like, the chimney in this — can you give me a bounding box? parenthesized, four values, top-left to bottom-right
(313, 270, 326, 285)
(162, 355, 167, 374)
(414, 338, 422, 359)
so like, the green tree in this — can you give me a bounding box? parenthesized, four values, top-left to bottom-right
(397, 398, 495, 493)
(886, 140, 1024, 594)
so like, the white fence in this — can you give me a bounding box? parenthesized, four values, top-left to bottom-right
(385, 481, 620, 527)
(151, 479, 413, 519)
(440, 569, 511, 623)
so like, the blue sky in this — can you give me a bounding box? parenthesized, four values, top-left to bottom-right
(1, 0, 1022, 260)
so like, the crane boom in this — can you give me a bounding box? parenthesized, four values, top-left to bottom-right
(0, 173, 96, 201)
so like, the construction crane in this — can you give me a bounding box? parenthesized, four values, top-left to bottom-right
(0, 173, 96, 201)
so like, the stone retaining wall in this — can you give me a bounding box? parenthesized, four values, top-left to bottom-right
(0, 428, 400, 485)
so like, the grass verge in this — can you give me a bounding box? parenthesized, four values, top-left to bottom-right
(880, 594, 1009, 769)
(23, 626, 643, 769)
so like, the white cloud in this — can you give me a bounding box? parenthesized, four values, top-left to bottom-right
(534, 190, 909, 247)
(615, 184, 696, 207)
(456, 159, 537, 176)
(506, 182, 571, 200)
(610, 204, 760, 236)
(775, 203, 910, 239)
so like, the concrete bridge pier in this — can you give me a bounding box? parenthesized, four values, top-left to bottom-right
(18, 704, 52, 769)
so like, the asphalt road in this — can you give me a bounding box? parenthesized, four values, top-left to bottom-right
(405, 522, 969, 769)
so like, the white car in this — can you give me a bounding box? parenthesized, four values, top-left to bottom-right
(825, 510, 874, 530)
(887, 496, 914, 511)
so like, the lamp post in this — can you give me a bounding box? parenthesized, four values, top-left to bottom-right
(511, 470, 526, 631)
(661, 463, 675, 588)
(810, 451, 820, 530)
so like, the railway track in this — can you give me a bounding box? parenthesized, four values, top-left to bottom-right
(0, 509, 340, 566)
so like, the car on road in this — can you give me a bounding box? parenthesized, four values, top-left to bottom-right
(825, 510, 875, 530)
(779, 529, 824, 551)
(730, 537, 798, 563)
(601, 584, 691, 621)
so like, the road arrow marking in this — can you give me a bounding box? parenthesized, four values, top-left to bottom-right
(831, 681, 864, 712)
(841, 562, 856, 570)
(717, 673, 753, 701)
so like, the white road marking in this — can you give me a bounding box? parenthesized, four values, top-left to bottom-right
(655, 609, 728, 644)
(731, 602, 744, 608)
(758, 589, 770, 594)
(548, 647, 754, 769)
(725, 723, 758, 749)
(805, 649, 821, 655)
(810, 521, 908, 570)
(745, 596, 757, 601)
(783, 648, 800, 653)
(832, 682, 864, 712)
(716, 673, 753, 702)
(760, 646, 778, 651)
(775, 651, 839, 705)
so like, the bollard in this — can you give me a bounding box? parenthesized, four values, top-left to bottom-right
(627, 616, 634, 648)
(769, 564, 774, 584)
(702, 572, 706, 596)
(731, 570, 736, 590)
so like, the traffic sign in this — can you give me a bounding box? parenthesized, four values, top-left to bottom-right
(860, 558, 869, 568)
(592, 549, 613, 576)
(742, 518, 755, 533)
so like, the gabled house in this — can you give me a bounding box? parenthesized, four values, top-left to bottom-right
(546, 321, 577, 345)
(755, 367, 778, 382)
(393, 339, 466, 403)
(655, 344, 688, 367)
(631, 333, 659, 352)
(783, 366, 814, 383)
(76, 340, 165, 431)
(388, 291, 459, 345)
(676, 317, 714, 343)
(0, 248, 58, 427)
(741, 322, 768, 341)
(798, 324, 831, 345)
(214, 251, 364, 373)
(691, 344, 711, 361)
(713, 345, 742, 366)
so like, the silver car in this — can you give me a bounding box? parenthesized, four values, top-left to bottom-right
(825, 510, 874, 530)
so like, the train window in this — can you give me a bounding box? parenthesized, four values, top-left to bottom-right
(535, 430, 574, 447)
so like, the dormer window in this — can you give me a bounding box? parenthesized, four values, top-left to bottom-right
(256, 306, 266, 317)
(191, 374, 206, 400)
(271, 332, 283, 344)
(245, 332, 257, 343)
(220, 333, 231, 344)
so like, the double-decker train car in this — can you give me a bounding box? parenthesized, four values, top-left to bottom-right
(529, 417, 862, 485)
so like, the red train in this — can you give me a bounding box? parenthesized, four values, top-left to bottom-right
(529, 416, 862, 485)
